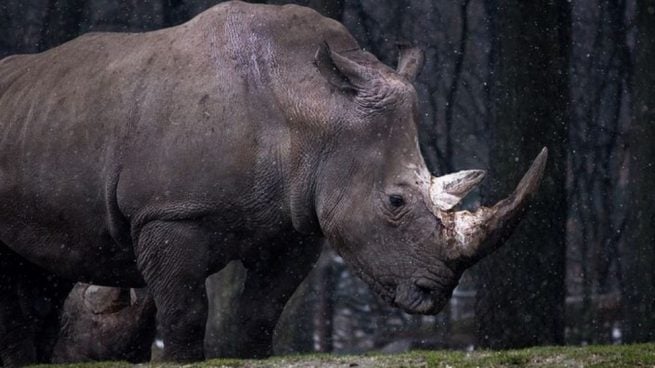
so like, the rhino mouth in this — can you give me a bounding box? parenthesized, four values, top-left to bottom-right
(355, 267, 452, 314)
(392, 278, 453, 314)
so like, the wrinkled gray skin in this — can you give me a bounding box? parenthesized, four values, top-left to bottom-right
(52, 284, 156, 364)
(0, 1, 546, 365)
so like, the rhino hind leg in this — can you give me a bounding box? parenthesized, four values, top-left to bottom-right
(0, 242, 73, 367)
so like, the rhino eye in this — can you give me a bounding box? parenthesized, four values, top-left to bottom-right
(389, 194, 405, 208)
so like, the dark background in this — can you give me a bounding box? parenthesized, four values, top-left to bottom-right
(1, 0, 653, 354)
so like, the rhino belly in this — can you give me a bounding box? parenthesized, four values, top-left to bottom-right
(0, 190, 144, 287)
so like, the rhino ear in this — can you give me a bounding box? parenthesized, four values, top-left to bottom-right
(397, 45, 424, 81)
(314, 42, 369, 92)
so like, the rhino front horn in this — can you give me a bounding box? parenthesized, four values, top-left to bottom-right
(437, 147, 548, 263)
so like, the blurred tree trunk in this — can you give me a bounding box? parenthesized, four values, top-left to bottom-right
(204, 261, 248, 357)
(313, 249, 336, 352)
(443, 0, 471, 173)
(0, 0, 48, 57)
(623, 0, 655, 344)
(568, 0, 631, 345)
(274, 261, 320, 355)
(475, 0, 570, 349)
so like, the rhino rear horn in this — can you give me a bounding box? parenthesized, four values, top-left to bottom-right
(440, 148, 548, 262)
(314, 42, 370, 91)
(397, 45, 424, 81)
(430, 169, 486, 211)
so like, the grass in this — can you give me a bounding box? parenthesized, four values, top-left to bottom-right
(29, 343, 655, 368)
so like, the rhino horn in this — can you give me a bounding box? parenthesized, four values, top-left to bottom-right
(430, 169, 486, 211)
(435, 147, 548, 262)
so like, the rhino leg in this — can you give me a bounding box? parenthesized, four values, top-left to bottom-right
(228, 236, 322, 359)
(135, 221, 212, 362)
(0, 242, 73, 367)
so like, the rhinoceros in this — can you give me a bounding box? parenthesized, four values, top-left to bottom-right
(0, 0, 547, 365)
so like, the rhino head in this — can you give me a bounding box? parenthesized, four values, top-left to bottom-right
(310, 44, 547, 314)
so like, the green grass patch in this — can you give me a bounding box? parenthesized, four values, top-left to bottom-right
(28, 343, 655, 368)
(420, 343, 655, 368)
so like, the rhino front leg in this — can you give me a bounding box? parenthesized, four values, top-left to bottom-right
(230, 236, 322, 358)
(135, 221, 212, 362)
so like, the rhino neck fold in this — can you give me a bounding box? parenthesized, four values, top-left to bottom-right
(287, 137, 323, 236)
(275, 88, 334, 238)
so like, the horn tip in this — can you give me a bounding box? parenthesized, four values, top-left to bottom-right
(472, 169, 486, 181)
(516, 147, 548, 196)
(534, 147, 548, 176)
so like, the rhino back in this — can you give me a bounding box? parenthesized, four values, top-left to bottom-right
(0, 1, 358, 284)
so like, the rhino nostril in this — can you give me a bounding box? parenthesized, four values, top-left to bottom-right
(417, 285, 432, 296)
(414, 279, 437, 294)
